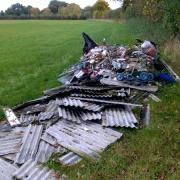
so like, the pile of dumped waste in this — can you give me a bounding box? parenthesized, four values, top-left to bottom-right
(0, 33, 179, 180)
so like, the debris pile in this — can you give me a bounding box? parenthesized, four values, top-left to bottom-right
(0, 33, 179, 179)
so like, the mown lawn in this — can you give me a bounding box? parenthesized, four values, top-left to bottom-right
(0, 20, 179, 179)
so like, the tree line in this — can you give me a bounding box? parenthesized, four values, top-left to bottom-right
(0, 0, 120, 20)
(116, 0, 179, 36)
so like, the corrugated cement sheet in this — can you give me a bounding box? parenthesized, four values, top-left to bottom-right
(13, 159, 58, 180)
(0, 158, 17, 180)
(35, 140, 56, 163)
(15, 125, 43, 164)
(58, 107, 101, 123)
(0, 132, 23, 156)
(59, 152, 82, 166)
(57, 97, 103, 112)
(102, 107, 138, 128)
(46, 120, 123, 159)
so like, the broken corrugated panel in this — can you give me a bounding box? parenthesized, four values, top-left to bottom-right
(0, 122, 12, 132)
(57, 97, 104, 112)
(0, 133, 23, 156)
(13, 159, 58, 180)
(46, 100, 59, 112)
(102, 107, 137, 128)
(72, 97, 143, 107)
(19, 104, 47, 115)
(41, 133, 58, 147)
(20, 114, 37, 126)
(71, 93, 113, 98)
(37, 112, 54, 121)
(0, 158, 17, 180)
(58, 107, 81, 123)
(149, 94, 161, 102)
(59, 152, 82, 166)
(15, 125, 43, 164)
(35, 140, 56, 163)
(43, 85, 70, 96)
(2, 153, 16, 162)
(57, 98, 84, 107)
(58, 107, 102, 123)
(3, 108, 21, 126)
(79, 111, 101, 121)
(46, 120, 123, 159)
(68, 85, 110, 91)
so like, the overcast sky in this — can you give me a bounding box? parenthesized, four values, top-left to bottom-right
(0, 0, 121, 11)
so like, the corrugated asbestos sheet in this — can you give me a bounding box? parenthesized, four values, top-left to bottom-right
(57, 97, 104, 112)
(59, 152, 82, 166)
(58, 107, 102, 123)
(20, 114, 37, 126)
(67, 85, 110, 91)
(46, 120, 123, 159)
(46, 100, 59, 112)
(15, 125, 43, 164)
(37, 112, 54, 121)
(0, 133, 23, 156)
(71, 93, 113, 98)
(13, 159, 58, 180)
(35, 140, 56, 163)
(102, 107, 138, 128)
(41, 133, 58, 147)
(0, 158, 17, 180)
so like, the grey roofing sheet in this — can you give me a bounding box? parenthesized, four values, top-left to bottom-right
(41, 133, 59, 147)
(35, 140, 56, 163)
(37, 112, 54, 121)
(57, 97, 104, 112)
(2, 153, 16, 162)
(0, 158, 17, 180)
(68, 85, 110, 91)
(72, 97, 143, 107)
(15, 125, 43, 164)
(59, 152, 82, 166)
(20, 114, 37, 126)
(58, 107, 81, 123)
(13, 159, 58, 180)
(46, 120, 123, 159)
(71, 93, 113, 98)
(58, 107, 102, 123)
(46, 100, 59, 112)
(0, 132, 23, 156)
(102, 107, 138, 128)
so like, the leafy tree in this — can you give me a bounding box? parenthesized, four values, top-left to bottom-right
(58, 3, 82, 18)
(41, 8, 52, 16)
(0, 10, 5, 16)
(48, 0, 67, 14)
(5, 3, 28, 16)
(92, 0, 110, 18)
(31, 7, 40, 17)
(82, 6, 92, 19)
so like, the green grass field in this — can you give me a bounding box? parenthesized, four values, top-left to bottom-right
(0, 20, 179, 179)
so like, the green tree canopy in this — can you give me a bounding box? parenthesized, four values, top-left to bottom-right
(48, 0, 68, 14)
(92, 0, 110, 19)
